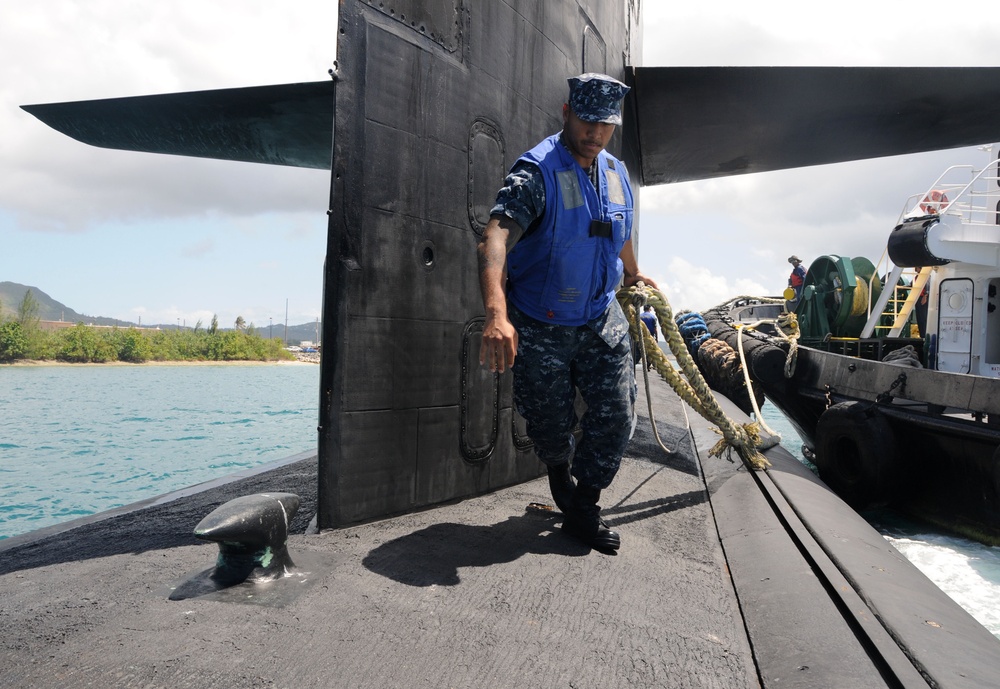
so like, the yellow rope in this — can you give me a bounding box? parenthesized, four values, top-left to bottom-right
(771, 312, 800, 378)
(618, 285, 771, 471)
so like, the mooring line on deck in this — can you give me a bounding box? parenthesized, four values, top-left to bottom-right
(618, 284, 770, 470)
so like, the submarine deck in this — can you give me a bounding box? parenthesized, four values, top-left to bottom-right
(1, 374, 998, 688)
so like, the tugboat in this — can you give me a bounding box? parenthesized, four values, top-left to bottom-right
(698, 145, 1000, 545)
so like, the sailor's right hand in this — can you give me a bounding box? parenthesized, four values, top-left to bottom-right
(480, 315, 518, 373)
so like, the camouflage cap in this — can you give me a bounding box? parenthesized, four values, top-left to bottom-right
(567, 73, 630, 125)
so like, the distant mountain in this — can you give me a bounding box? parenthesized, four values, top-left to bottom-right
(0, 281, 322, 344)
(0, 281, 99, 324)
(266, 319, 323, 345)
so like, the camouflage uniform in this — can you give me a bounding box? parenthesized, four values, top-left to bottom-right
(507, 302, 635, 489)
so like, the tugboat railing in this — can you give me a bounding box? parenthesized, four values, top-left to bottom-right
(862, 151, 1000, 337)
(896, 156, 1000, 228)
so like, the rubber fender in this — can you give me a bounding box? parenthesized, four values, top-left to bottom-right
(703, 318, 786, 384)
(814, 401, 898, 508)
(887, 216, 950, 268)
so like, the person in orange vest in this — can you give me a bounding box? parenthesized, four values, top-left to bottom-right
(787, 255, 807, 302)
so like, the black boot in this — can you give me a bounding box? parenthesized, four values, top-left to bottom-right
(561, 485, 620, 552)
(547, 462, 576, 514)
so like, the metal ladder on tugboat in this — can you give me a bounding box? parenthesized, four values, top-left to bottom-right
(860, 265, 931, 338)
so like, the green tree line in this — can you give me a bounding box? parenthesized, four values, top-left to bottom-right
(0, 290, 294, 364)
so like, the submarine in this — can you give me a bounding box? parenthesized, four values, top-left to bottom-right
(7, 3, 1000, 686)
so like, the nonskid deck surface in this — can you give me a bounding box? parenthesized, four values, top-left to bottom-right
(2, 377, 997, 688)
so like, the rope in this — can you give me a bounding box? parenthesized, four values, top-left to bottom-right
(696, 339, 741, 391)
(676, 312, 711, 357)
(734, 324, 781, 448)
(618, 285, 771, 471)
(772, 312, 800, 378)
(882, 344, 922, 368)
(627, 288, 674, 455)
(707, 295, 785, 312)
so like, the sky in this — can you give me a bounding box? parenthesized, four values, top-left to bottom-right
(2, 1, 1000, 328)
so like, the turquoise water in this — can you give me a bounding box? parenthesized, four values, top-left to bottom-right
(0, 364, 319, 539)
(759, 401, 1000, 639)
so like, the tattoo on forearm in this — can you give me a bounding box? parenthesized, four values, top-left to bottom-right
(477, 237, 507, 273)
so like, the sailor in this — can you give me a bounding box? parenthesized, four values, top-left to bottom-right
(477, 73, 658, 552)
(787, 255, 807, 302)
(640, 304, 658, 340)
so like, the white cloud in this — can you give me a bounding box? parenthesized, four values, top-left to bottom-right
(0, 2, 337, 326)
(4, 1, 999, 327)
(650, 256, 770, 314)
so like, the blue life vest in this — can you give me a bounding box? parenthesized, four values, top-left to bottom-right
(507, 134, 634, 326)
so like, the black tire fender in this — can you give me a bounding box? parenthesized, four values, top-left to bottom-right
(814, 401, 898, 508)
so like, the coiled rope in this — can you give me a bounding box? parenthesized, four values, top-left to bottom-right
(618, 285, 771, 471)
(850, 277, 869, 317)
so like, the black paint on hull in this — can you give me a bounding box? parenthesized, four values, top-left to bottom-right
(316, 0, 641, 527)
(632, 66, 1000, 184)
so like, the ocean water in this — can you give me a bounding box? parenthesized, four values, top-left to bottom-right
(758, 402, 1000, 639)
(0, 363, 319, 539)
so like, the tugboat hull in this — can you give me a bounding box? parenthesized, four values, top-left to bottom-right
(761, 345, 1000, 544)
